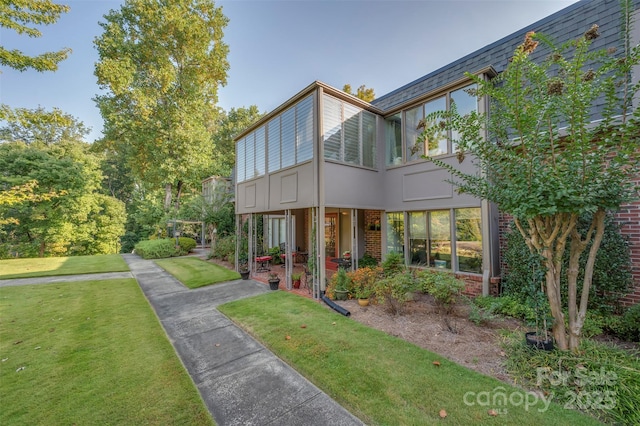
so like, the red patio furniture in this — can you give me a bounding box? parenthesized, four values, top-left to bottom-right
(255, 255, 272, 272)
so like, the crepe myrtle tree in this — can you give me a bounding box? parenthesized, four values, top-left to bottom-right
(419, 15, 639, 351)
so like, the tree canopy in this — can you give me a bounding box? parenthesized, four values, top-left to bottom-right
(94, 0, 230, 210)
(0, 0, 71, 72)
(343, 84, 375, 102)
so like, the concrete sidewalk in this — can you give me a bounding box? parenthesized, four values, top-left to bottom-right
(122, 254, 364, 426)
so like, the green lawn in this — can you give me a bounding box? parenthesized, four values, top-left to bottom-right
(155, 257, 240, 289)
(0, 279, 213, 425)
(219, 292, 601, 426)
(0, 254, 129, 279)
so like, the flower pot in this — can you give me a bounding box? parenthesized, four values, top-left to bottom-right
(293, 279, 301, 289)
(358, 298, 369, 307)
(334, 289, 348, 300)
(525, 331, 554, 351)
(268, 279, 280, 290)
(240, 271, 250, 280)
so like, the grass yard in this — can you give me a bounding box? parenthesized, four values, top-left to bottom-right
(0, 254, 129, 279)
(219, 291, 601, 426)
(155, 257, 240, 289)
(0, 279, 213, 425)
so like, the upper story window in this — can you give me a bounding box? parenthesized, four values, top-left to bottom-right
(322, 94, 377, 168)
(385, 82, 477, 166)
(237, 95, 314, 183)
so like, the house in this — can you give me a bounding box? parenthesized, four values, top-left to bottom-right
(233, 0, 640, 305)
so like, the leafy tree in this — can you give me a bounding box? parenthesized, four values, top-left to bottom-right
(0, 0, 71, 72)
(0, 106, 90, 145)
(343, 84, 375, 102)
(94, 0, 230, 211)
(421, 12, 639, 351)
(210, 106, 264, 176)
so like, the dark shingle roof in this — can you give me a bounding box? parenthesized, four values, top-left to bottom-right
(372, 0, 637, 113)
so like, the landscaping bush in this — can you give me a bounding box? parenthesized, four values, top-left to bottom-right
(326, 267, 352, 300)
(347, 266, 383, 300)
(472, 295, 537, 323)
(176, 237, 196, 254)
(375, 270, 417, 315)
(381, 251, 405, 277)
(416, 270, 465, 314)
(134, 239, 176, 259)
(357, 252, 379, 268)
(211, 234, 235, 262)
(502, 215, 632, 314)
(606, 304, 640, 342)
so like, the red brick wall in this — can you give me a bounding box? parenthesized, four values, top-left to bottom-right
(364, 210, 382, 262)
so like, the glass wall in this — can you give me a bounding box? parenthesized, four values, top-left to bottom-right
(385, 113, 402, 166)
(385, 82, 477, 166)
(386, 212, 404, 255)
(322, 94, 377, 168)
(393, 207, 482, 273)
(237, 94, 314, 183)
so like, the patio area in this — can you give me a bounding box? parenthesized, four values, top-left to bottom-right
(250, 261, 315, 299)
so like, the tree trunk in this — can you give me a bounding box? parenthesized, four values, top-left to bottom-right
(567, 209, 606, 352)
(164, 183, 172, 210)
(174, 180, 183, 211)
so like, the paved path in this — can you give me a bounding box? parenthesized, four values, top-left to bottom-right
(122, 254, 363, 426)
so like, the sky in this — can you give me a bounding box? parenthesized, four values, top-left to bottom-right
(1, 0, 579, 142)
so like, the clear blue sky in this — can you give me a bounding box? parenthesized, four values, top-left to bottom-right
(1, 0, 578, 142)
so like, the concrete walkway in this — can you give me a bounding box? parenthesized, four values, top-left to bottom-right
(122, 254, 364, 426)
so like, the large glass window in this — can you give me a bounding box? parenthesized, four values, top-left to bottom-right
(450, 84, 477, 152)
(424, 96, 447, 156)
(429, 210, 451, 269)
(385, 113, 402, 166)
(281, 107, 295, 168)
(322, 94, 377, 168)
(386, 212, 404, 255)
(236, 138, 246, 182)
(405, 105, 422, 162)
(268, 117, 280, 172)
(255, 127, 265, 177)
(409, 212, 427, 265)
(455, 208, 482, 273)
(296, 96, 314, 162)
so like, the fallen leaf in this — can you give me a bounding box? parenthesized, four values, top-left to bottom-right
(332, 321, 336, 326)
(439, 409, 447, 418)
(2, 358, 8, 362)
(499, 351, 506, 357)
(488, 409, 498, 417)
(34, 346, 41, 350)
(49, 328, 55, 333)
(215, 343, 220, 347)
(16, 366, 25, 372)
(300, 324, 307, 328)
(285, 335, 291, 340)
(13, 340, 22, 345)
(432, 361, 440, 367)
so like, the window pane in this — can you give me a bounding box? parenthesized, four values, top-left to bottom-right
(429, 210, 451, 269)
(281, 107, 295, 168)
(409, 212, 427, 266)
(268, 117, 280, 172)
(236, 138, 245, 182)
(255, 126, 265, 177)
(386, 212, 404, 255)
(362, 112, 376, 168)
(385, 113, 402, 166)
(423, 96, 447, 156)
(246, 133, 255, 179)
(323, 95, 342, 161)
(451, 84, 477, 152)
(296, 95, 314, 163)
(455, 208, 482, 274)
(405, 105, 423, 162)
(343, 104, 360, 165)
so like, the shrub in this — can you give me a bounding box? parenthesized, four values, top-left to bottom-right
(417, 270, 465, 314)
(177, 237, 196, 254)
(375, 270, 417, 315)
(326, 268, 352, 300)
(381, 251, 405, 277)
(211, 235, 235, 262)
(609, 304, 640, 342)
(268, 246, 282, 264)
(472, 295, 537, 323)
(347, 266, 383, 300)
(358, 252, 378, 268)
(134, 239, 176, 259)
(502, 215, 632, 314)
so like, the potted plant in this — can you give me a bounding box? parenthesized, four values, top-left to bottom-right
(268, 273, 280, 290)
(291, 272, 302, 289)
(239, 267, 250, 280)
(355, 286, 374, 306)
(333, 268, 350, 300)
(342, 250, 351, 259)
